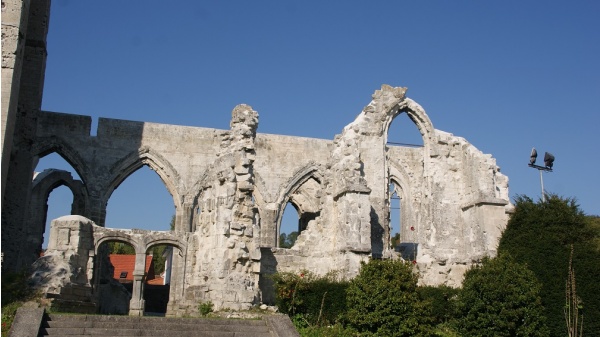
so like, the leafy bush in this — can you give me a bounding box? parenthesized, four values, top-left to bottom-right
(498, 195, 600, 336)
(198, 301, 214, 316)
(417, 285, 459, 325)
(455, 254, 549, 337)
(294, 322, 358, 337)
(271, 270, 348, 326)
(345, 259, 431, 337)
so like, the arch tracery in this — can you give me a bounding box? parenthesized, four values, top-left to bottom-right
(32, 137, 90, 185)
(104, 146, 182, 211)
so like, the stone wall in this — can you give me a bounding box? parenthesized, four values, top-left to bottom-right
(10, 85, 511, 314)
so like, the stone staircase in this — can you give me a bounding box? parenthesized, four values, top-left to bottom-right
(35, 313, 298, 337)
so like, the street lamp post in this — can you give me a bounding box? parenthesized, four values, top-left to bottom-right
(528, 148, 555, 202)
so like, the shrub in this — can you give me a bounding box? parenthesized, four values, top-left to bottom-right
(271, 270, 348, 326)
(198, 301, 214, 316)
(498, 195, 600, 336)
(417, 285, 459, 325)
(455, 254, 549, 337)
(345, 259, 431, 337)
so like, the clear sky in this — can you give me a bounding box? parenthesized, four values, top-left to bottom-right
(37, 1, 599, 243)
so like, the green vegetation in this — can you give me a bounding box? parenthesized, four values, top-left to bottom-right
(455, 254, 549, 337)
(198, 301, 214, 316)
(107, 241, 135, 254)
(271, 270, 348, 327)
(565, 245, 584, 337)
(272, 260, 433, 337)
(107, 215, 176, 275)
(279, 231, 299, 248)
(346, 259, 431, 336)
(416, 285, 459, 327)
(498, 195, 600, 336)
(273, 195, 600, 337)
(273, 257, 549, 336)
(1, 271, 38, 337)
(391, 232, 401, 249)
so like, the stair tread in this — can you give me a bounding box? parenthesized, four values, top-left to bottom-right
(47, 315, 267, 326)
(45, 322, 270, 331)
(42, 315, 276, 336)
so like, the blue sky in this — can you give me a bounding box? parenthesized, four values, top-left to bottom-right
(37, 1, 599, 243)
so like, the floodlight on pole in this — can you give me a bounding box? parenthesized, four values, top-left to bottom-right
(528, 147, 555, 202)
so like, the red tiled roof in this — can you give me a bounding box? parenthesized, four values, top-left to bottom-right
(147, 277, 165, 285)
(109, 254, 155, 282)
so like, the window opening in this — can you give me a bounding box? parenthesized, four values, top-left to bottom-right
(387, 112, 424, 147)
(279, 202, 299, 248)
(106, 165, 174, 231)
(389, 183, 401, 251)
(34, 153, 79, 250)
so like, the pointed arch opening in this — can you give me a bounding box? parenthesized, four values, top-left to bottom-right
(275, 171, 323, 248)
(105, 165, 175, 231)
(279, 202, 300, 248)
(33, 153, 87, 251)
(386, 111, 424, 148)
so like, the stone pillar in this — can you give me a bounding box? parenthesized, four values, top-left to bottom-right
(335, 190, 372, 253)
(177, 201, 194, 232)
(259, 205, 278, 247)
(128, 252, 147, 316)
(1, 0, 30, 201)
(1, 0, 51, 272)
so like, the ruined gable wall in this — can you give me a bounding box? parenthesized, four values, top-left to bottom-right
(23, 86, 510, 307)
(413, 130, 510, 286)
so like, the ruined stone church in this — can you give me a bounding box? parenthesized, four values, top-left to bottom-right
(2, 0, 511, 316)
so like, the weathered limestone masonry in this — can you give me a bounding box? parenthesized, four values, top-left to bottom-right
(1, 0, 51, 268)
(1, 1, 512, 316)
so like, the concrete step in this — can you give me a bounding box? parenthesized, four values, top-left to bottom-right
(41, 314, 274, 336)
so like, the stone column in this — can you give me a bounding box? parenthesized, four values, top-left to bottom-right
(128, 252, 147, 316)
(1, 0, 51, 272)
(259, 205, 278, 247)
(177, 201, 194, 232)
(1, 0, 30, 201)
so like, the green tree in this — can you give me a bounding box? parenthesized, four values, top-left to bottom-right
(279, 231, 299, 248)
(498, 195, 600, 336)
(391, 232, 401, 249)
(455, 254, 549, 337)
(150, 215, 176, 274)
(108, 241, 135, 254)
(346, 259, 430, 336)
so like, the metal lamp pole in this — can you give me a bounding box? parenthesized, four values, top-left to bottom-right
(528, 148, 554, 202)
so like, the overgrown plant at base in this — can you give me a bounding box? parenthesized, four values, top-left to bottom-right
(455, 254, 549, 337)
(1, 271, 39, 337)
(198, 301, 214, 316)
(345, 259, 431, 337)
(271, 270, 349, 327)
